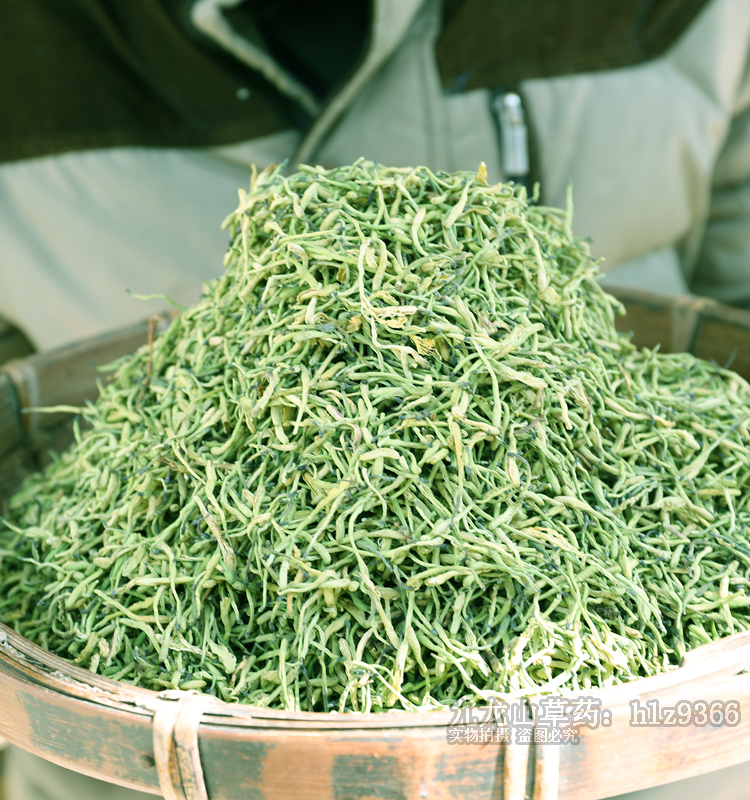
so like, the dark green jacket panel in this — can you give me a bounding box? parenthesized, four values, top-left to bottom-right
(0, 0, 291, 163)
(437, 0, 713, 91)
(0, 0, 717, 164)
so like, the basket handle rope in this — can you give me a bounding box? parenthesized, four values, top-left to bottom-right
(153, 691, 213, 800)
(503, 737, 530, 800)
(533, 739, 560, 800)
(670, 293, 718, 354)
(504, 739, 560, 800)
(503, 697, 560, 800)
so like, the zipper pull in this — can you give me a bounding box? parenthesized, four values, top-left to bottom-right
(491, 91, 530, 187)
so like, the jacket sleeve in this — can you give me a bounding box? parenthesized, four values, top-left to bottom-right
(690, 65, 750, 306)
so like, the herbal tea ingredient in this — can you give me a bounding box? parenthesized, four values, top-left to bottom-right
(2, 161, 750, 713)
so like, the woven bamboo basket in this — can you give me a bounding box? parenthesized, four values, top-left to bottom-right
(2, 288, 750, 800)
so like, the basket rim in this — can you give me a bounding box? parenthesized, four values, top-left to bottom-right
(4, 302, 750, 798)
(3, 620, 750, 731)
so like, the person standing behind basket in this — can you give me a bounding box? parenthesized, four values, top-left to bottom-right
(2, 0, 750, 353)
(2, 2, 750, 800)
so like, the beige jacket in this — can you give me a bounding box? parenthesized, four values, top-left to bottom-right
(1, 0, 749, 349)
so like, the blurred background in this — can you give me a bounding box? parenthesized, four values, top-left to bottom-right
(2, 0, 750, 361)
(3, 1, 750, 799)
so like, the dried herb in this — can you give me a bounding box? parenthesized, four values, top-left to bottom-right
(2, 160, 750, 712)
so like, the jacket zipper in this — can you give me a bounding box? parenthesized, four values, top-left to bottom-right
(491, 89, 530, 188)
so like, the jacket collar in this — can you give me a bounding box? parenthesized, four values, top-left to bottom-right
(190, 0, 426, 164)
(190, 0, 321, 115)
(293, 0, 425, 164)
